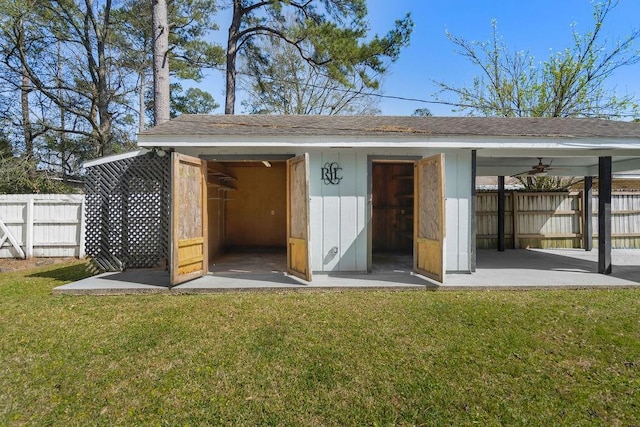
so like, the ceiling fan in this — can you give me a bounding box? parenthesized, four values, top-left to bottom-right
(514, 158, 557, 176)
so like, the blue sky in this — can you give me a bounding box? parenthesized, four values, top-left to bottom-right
(366, 0, 640, 116)
(199, 0, 640, 116)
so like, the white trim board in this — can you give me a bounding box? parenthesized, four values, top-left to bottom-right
(138, 134, 640, 151)
(83, 149, 150, 168)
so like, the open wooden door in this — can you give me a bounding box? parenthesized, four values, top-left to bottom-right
(286, 154, 312, 281)
(170, 153, 208, 286)
(414, 154, 445, 283)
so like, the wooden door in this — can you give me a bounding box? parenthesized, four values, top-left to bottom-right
(170, 153, 208, 285)
(414, 154, 445, 283)
(286, 154, 312, 281)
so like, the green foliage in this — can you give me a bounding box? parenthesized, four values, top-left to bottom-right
(1, 265, 639, 425)
(0, 0, 226, 176)
(225, 0, 413, 113)
(112, 0, 224, 127)
(241, 37, 381, 115)
(0, 155, 77, 194)
(412, 108, 433, 117)
(112, 0, 224, 81)
(171, 87, 219, 117)
(306, 13, 414, 90)
(515, 176, 578, 191)
(437, 1, 640, 119)
(0, 1, 139, 159)
(0, 131, 12, 156)
(146, 83, 219, 124)
(39, 133, 97, 177)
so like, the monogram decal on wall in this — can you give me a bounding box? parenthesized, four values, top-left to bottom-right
(321, 162, 343, 185)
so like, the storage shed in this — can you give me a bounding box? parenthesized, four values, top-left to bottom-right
(85, 115, 640, 285)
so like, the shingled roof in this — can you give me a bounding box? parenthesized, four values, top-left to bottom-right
(139, 115, 640, 139)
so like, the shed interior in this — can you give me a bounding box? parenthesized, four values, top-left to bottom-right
(371, 161, 414, 254)
(206, 161, 287, 271)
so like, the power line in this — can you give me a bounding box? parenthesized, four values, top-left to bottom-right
(203, 65, 640, 118)
(209, 64, 444, 107)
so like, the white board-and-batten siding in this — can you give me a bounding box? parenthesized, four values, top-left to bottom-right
(445, 150, 472, 272)
(0, 194, 85, 258)
(310, 150, 368, 272)
(308, 149, 471, 273)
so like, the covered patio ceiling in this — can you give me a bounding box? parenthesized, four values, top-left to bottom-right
(475, 149, 640, 177)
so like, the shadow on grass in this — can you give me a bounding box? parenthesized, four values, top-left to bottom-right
(27, 262, 95, 283)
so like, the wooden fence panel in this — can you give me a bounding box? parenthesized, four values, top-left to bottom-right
(0, 194, 85, 258)
(477, 191, 640, 249)
(476, 193, 513, 249)
(592, 193, 640, 248)
(514, 192, 582, 249)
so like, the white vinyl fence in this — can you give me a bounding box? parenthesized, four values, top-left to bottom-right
(0, 194, 85, 258)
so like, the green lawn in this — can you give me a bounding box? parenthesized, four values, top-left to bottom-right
(1, 261, 639, 425)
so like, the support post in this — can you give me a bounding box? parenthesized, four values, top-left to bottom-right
(598, 157, 612, 274)
(583, 176, 593, 251)
(512, 191, 519, 249)
(497, 176, 505, 252)
(470, 150, 477, 271)
(79, 196, 86, 259)
(25, 198, 34, 259)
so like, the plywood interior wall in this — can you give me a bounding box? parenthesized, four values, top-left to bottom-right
(225, 162, 287, 247)
(207, 162, 228, 260)
(372, 162, 414, 252)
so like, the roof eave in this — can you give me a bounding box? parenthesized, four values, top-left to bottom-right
(137, 134, 640, 150)
(83, 148, 150, 168)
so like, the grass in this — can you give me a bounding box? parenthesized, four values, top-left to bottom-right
(1, 261, 639, 425)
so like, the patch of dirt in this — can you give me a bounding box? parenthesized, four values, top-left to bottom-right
(0, 257, 78, 273)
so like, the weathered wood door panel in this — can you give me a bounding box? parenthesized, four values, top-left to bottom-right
(170, 153, 208, 286)
(286, 154, 312, 281)
(414, 154, 445, 283)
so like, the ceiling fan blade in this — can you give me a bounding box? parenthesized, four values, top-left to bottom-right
(512, 169, 536, 177)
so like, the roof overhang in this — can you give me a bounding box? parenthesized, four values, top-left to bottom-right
(135, 116, 640, 177)
(83, 149, 150, 168)
(476, 153, 640, 176)
(138, 134, 640, 151)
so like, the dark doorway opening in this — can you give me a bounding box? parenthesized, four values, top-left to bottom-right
(371, 161, 414, 272)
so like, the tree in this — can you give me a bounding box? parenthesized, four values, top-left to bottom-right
(436, 1, 640, 119)
(145, 84, 220, 124)
(412, 108, 432, 117)
(0, 124, 11, 156)
(171, 85, 219, 117)
(0, 0, 50, 163)
(113, 0, 224, 129)
(8, 0, 133, 157)
(224, 0, 413, 114)
(153, 0, 170, 124)
(110, 0, 153, 133)
(0, 0, 191, 189)
(0, 155, 74, 194)
(240, 37, 380, 115)
(515, 176, 578, 191)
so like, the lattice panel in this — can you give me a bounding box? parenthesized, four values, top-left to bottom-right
(85, 152, 170, 271)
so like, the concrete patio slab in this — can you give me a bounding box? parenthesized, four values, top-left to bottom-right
(53, 249, 640, 295)
(444, 248, 640, 289)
